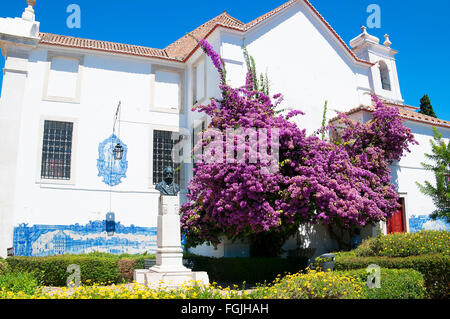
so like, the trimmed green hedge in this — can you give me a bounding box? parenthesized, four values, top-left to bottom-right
(344, 268, 426, 299)
(5, 253, 308, 288)
(353, 230, 449, 257)
(0, 258, 9, 276)
(0, 271, 39, 295)
(184, 254, 309, 286)
(249, 268, 425, 299)
(6, 255, 121, 286)
(334, 253, 449, 299)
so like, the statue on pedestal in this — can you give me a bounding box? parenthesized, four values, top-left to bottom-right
(155, 166, 180, 196)
(133, 165, 209, 288)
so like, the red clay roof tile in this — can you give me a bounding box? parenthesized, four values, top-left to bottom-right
(37, 0, 374, 66)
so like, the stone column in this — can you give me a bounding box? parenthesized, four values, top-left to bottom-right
(133, 194, 209, 288)
(0, 0, 40, 259)
(150, 195, 190, 273)
(0, 49, 29, 258)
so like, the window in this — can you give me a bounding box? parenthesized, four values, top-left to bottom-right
(154, 70, 181, 110)
(44, 54, 82, 103)
(192, 58, 205, 104)
(150, 65, 184, 114)
(40, 120, 73, 180)
(152, 130, 182, 185)
(379, 61, 391, 91)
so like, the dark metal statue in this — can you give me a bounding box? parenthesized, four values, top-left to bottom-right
(155, 166, 180, 196)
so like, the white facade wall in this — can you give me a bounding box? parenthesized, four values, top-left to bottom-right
(215, 2, 373, 134)
(1, 1, 448, 258)
(392, 122, 450, 233)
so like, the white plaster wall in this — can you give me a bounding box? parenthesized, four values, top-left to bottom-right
(185, 3, 378, 256)
(368, 52, 403, 103)
(392, 122, 450, 226)
(236, 1, 370, 134)
(0, 49, 30, 257)
(2, 1, 442, 258)
(11, 48, 188, 237)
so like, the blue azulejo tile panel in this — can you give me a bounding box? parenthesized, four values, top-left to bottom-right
(408, 215, 450, 233)
(97, 134, 128, 187)
(13, 221, 157, 257)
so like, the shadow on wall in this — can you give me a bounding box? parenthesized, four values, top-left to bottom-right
(190, 223, 380, 259)
(282, 223, 378, 258)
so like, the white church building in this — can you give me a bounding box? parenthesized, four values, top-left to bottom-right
(0, 0, 449, 258)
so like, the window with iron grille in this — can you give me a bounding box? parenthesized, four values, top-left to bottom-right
(41, 120, 73, 180)
(153, 130, 181, 185)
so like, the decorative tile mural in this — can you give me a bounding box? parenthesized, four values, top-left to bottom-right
(13, 221, 157, 257)
(97, 134, 128, 186)
(409, 215, 450, 233)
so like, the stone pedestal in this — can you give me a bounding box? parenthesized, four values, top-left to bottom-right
(133, 195, 209, 288)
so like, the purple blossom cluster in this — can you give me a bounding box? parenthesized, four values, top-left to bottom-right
(180, 39, 418, 248)
(199, 38, 226, 86)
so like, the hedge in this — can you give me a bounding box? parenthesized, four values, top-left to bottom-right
(6, 255, 121, 286)
(353, 230, 449, 257)
(343, 268, 426, 299)
(0, 258, 9, 276)
(247, 268, 425, 299)
(0, 271, 39, 295)
(183, 254, 309, 286)
(5, 253, 309, 288)
(117, 254, 309, 287)
(334, 253, 449, 299)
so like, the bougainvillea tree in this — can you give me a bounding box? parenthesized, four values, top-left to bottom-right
(180, 39, 417, 255)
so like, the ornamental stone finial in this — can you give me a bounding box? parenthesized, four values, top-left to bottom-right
(22, 0, 36, 22)
(383, 34, 392, 47)
(361, 26, 367, 34)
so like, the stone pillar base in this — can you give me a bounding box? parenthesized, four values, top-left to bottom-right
(134, 194, 209, 289)
(133, 269, 209, 289)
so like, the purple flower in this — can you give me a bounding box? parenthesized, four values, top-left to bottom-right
(180, 39, 418, 248)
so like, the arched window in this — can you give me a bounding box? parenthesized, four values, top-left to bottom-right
(379, 61, 391, 91)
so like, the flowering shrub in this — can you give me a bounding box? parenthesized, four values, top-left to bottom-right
(0, 268, 425, 299)
(334, 253, 449, 299)
(180, 38, 417, 252)
(346, 268, 426, 299)
(353, 230, 450, 257)
(0, 281, 245, 299)
(249, 270, 364, 299)
(0, 272, 38, 295)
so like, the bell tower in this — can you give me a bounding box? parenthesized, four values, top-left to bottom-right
(350, 26, 403, 104)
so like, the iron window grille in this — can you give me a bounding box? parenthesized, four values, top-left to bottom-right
(153, 130, 182, 185)
(41, 120, 73, 180)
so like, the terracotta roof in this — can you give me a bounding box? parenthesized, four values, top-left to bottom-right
(382, 100, 419, 111)
(330, 101, 450, 129)
(164, 11, 245, 60)
(37, 0, 374, 66)
(38, 32, 174, 61)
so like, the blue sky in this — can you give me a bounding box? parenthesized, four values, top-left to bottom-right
(1, 0, 449, 120)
